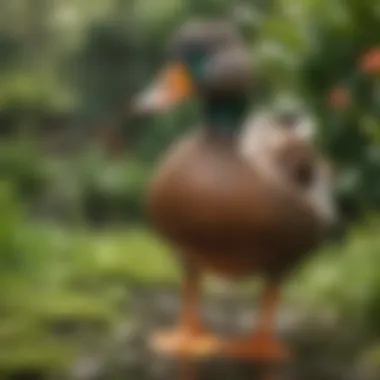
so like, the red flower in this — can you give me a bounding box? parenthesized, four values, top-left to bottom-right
(359, 48, 380, 75)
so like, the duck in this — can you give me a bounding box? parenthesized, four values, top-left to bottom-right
(132, 20, 338, 363)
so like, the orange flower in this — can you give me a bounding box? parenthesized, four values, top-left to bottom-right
(329, 86, 351, 110)
(359, 48, 380, 75)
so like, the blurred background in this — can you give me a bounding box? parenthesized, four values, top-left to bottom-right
(0, 0, 379, 379)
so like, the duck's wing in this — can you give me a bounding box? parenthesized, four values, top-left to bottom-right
(238, 111, 295, 186)
(239, 112, 338, 226)
(306, 160, 339, 225)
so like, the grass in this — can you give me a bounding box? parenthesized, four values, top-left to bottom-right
(61, 220, 380, 313)
(0, 339, 76, 373)
(76, 220, 380, 315)
(1, 218, 380, 376)
(0, 223, 180, 376)
(287, 219, 380, 315)
(81, 227, 180, 285)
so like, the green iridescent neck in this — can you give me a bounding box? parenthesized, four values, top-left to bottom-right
(201, 97, 248, 137)
(187, 57, 249, 137)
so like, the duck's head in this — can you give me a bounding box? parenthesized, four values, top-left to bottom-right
(133, 20, 253, 125)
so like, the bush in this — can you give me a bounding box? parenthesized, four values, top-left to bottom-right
(81, 158, 150, 224)
(0, 140, 50, 201)
(55, 149, 152, 225)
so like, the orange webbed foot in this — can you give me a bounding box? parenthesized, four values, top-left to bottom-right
(150, 329, 222, 359)
(220, 333, 291, 363)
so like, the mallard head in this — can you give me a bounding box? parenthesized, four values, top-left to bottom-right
(133, 20, 253, 124)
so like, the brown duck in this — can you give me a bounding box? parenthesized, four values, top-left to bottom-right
(133, 21, 337, 362)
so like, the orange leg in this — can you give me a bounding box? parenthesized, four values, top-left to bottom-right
(221, 281, 291, 363)
(150, 263, 221, 358)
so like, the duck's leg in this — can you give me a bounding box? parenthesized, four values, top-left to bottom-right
(221, 281, 290, 363)
(150, 262, 220, 358)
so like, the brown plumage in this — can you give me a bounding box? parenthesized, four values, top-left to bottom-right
(147, 130, 323, 279)
(133, 20, 337, 365)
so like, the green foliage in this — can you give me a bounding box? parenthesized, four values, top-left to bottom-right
(77, 228, 179, 285)
(288, 220, 380, 322)
(72, 22, 138, 123)
(47, 148, 152, 223)
(0, 140, 49, 200)
(0, 71, 74, 114)
(0, 338, 76, 374)
(81, 157, 151, 223)
(252, 0, 380, 217)
(0, 34, 24, 71)
(1, 0, 378, 219)
(0, 192, 110, 375)
(0, 186, 178, 375)
(0, 181, 24, 272)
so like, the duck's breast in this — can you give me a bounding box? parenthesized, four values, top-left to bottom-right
(147, 131, 323, 276)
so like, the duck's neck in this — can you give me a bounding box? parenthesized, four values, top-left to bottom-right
(201, 97, 249, 139)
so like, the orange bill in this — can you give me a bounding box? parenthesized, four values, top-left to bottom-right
(133, 63, 194, 115)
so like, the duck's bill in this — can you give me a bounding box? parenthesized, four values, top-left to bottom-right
(132, 63, 193, 115)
